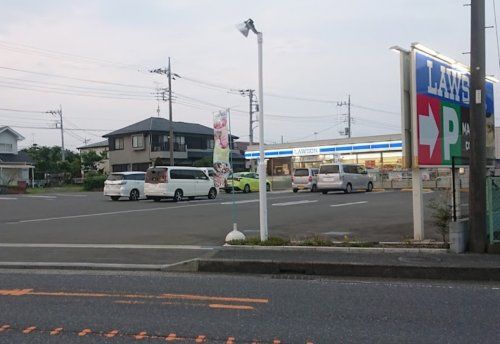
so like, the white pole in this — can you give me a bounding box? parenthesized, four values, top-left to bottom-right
(257, 32, 268, 241)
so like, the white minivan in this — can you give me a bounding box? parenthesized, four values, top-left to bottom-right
(144, 166, 217, 202)
(317, 163, 373, 194)
(103, 172, 146, 201)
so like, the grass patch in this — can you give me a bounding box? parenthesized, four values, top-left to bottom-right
(26, 185, 84, 194)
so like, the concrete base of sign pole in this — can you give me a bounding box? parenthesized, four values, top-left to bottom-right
(225, 223, 246, 242)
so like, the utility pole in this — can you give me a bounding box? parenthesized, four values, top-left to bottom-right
(46, 105, 65, 161)
(337, 95, 352, 138)
(469, 0, 487, 252)
(150, 58, 175, 166)
(238, 89, 258, 145)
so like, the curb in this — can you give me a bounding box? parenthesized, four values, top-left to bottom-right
(222, 245, 449, 254)
(0, 262, 166, 271)
(194, 259, 500, 281)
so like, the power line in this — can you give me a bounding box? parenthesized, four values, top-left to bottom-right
(0, 66, 153, 89)
(350, 103, 400, 116)
(0, 107, 46, 114)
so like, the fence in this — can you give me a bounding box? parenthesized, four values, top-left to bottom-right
(486, 176, 500, 244)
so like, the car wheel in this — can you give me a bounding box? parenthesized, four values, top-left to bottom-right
(293, 188, 298, 193)
(173, 189, 183, 202)
(366, 182, 373, 192)
(110, 196, 120, 201)
(321, 190, 328, 195)
(129, 189, 140, 201)
(208, 187, 217, 199)
(344, 183, 352, 194)
(243, 184, 250, 193)
(311, 184, 318, 192)
(266, 183, 271, 192)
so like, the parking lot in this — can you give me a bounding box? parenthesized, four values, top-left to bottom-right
(0, 189, 441, 245)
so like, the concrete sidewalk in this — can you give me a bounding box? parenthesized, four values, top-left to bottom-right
(1, 244, 500, 281)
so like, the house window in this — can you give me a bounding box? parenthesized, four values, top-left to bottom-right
(0, 143, 13, 153)
(175, 136, 185, 145)
(114, 138, 124, 150)
(132, 135, 144, 149)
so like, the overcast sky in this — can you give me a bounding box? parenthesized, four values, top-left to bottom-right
(0, 0, 499, 150)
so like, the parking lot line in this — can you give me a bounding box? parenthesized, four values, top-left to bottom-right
(6, 202, 220, 224)
(330, 201, 367, 208)
(23, 195, 57, 199)
(272, 200, 318, 207)
(220, 200, 259, 205)
(0, 197, 17, 200)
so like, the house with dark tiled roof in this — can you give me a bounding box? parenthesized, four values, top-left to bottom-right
(0, 126, 34, 186)
(103, 117, 245, 172)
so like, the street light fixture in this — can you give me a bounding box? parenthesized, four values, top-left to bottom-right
(237, 18, 268, 241)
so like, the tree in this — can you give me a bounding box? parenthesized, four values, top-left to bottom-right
(81, 151, 103, 172)
(22, 145, 81, 180)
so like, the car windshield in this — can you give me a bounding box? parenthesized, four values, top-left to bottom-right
(319, 165, 339, 174)
(107, 174, 124, 181)
(294, 169, 309, 177)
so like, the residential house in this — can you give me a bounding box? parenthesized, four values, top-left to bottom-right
(77, 140, 110, 176)
(0, 126, 34, 186)
(103, 117, 245, 172)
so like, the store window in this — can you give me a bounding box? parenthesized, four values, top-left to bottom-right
(357, 153, 382, 170)
(381, 152, 403, 170)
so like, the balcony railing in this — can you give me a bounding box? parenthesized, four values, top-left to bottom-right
(151, 143, 186, 152)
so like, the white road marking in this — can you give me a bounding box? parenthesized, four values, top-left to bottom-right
(220, 199, 259, 205)
(23, 195, 57, 199)
(221, 194, 316, 205)
(0, 197, 18, 200)
(6, 202, 219, 224)
(53, 194, 88, 197)
(330, 201, 368, 208)
(272, 200, 318, 207)
(0, 243, 214, 250)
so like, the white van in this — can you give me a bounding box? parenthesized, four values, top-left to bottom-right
(199, 167, 216, 179)
(144, 166, 217, 202)
(103, 172, 146, 201)
(317, 163, 373, 194)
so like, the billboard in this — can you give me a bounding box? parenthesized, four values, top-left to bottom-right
(412, 48, 495, 167)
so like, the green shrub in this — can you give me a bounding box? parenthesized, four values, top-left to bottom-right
(83, 175, 106, 191)
(228, 236, 290, 246)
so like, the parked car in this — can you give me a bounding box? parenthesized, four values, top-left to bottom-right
(144, 166, 217, 202)
(224, 172, 271, 193)
(103, 172, 146, 201)
(292, 168, 319, 193)
(199, 167, 216, 179)
(317, 164, 373, 194)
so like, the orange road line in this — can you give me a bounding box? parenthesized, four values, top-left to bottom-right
(306, 342, 314, 344)
(105, 329, 119, 338)
(209, 303, 255, 310)
(0, 325, 10, 332)
(25, 290, 268, 304)
(226, 336, 235, 344)
(273, 340, 281, 344)
(50, 327, 63, 335)
(195, 335, 206, 343)
(78, 329, 92, 336)
(22, 326, 36, 334)
(0, 289, 33, 296)
(161, 293, 268, 304)
(134, 331, 147, 339)
(166, 333, 177, 342)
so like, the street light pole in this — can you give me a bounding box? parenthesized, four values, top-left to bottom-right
(237, 18, 268, 241)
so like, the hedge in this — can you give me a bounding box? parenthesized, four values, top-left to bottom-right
(83, 175, 107, 191)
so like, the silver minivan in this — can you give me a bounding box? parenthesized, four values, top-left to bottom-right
(317, 164, 373, 194)
(292, 168, 319, 192)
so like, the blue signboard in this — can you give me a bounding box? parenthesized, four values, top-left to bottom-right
(413, 49, 495, 166)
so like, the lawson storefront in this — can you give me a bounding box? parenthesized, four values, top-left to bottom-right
(244, 134, 404, 179)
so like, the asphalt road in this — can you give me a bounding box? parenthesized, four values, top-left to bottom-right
(0, 190, 441, 245)
(0, 269, 499, 343)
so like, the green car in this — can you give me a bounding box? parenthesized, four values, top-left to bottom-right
(224, 172, 272, 193)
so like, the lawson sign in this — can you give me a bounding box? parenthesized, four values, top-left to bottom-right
(413, 49, 495, 166)
(244, 140, 402, 159)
